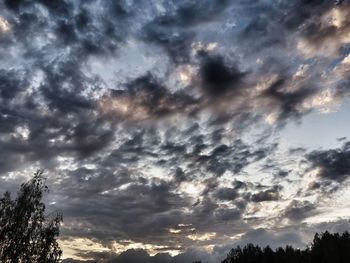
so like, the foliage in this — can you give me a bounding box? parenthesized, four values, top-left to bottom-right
(221, 231, 350, 263)
(0, 170, 62, 263)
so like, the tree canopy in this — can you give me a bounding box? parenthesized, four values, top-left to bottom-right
(220, 231, 350, 263)
(0, 170, 62, 263)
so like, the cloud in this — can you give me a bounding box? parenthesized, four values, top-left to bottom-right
(296, 4, 350, 58)
(250, 186, 281, 202)
(306, 141, 350, 182)
(0, 0, 350, 262)
(232, 228, 304, 249)
(99, 74, 199, 121)
(0, 69, 28, 99)
(199, 54, 246, 98)
(62, 219, 350, 263)
(63, 259, 96, 263)
(282, 200, 317, 223)
(63, 247, 219, 263)
(141, 0, 230, 63)
(214, 187, 239, 201)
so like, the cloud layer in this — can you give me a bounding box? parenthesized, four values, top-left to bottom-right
(0, 0, 350, 262)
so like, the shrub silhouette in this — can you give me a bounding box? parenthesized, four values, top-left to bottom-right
(0, 170, 62, 263)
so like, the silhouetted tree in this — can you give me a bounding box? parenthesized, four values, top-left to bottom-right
(221, 231, 350, 263)
(311, 231, 350, 263)
(0, 170, 62, 263)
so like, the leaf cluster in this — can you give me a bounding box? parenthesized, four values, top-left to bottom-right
(0, 170, 62, 263)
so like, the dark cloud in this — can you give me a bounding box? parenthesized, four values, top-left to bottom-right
(282, 200, 317, 223)
(63, 248, 218, 263)
(199, 54, 246, 97)
(306, 141, 350, 182)
(63, 259, 96, 263)
(233, 228, 304, 249)
(260, 76, 317, 122)
(160, 0, 230, 27)
(0, 0, 349, 261)
(214, 187, 238, 201)
(100, 74, 199, 121)
(250, 186, 281, 202)
(64, 219, 350, 263)
(239, 6, 286, 51)
(58, 167, 132, 198)
(142, 24, 194, 64)
(281, 1, 329, 31)
(3, 0, 126, 60)
(189, 139, 276, 177)
(235, 1, 336, 55)
(214, 207, 242, 221)
(0, 69, 28, 100)
(5, 0, 72, 16)
(106, 249, 158, 263)
(296, 2, 350, 54)
(141, 0, 231, 63)
(53, 171, 192, 246)
(337, 136, 347, 142)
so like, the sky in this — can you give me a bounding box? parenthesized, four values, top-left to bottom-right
(0, 0, 350, 262)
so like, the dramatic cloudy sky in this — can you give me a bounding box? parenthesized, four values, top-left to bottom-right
(1, 0, 350, 262)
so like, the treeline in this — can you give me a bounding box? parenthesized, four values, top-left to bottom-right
(214, 231, 350, 263)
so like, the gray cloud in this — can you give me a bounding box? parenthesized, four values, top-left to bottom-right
(198, 53, 246, 98)
(250, 186, 281, 202)
(100, 73, 199, 121)
(0, 0, 349, 262)
(306, 141, 350, 182)
(63, 247, 219, 263)
(282, 200, 317, 223)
